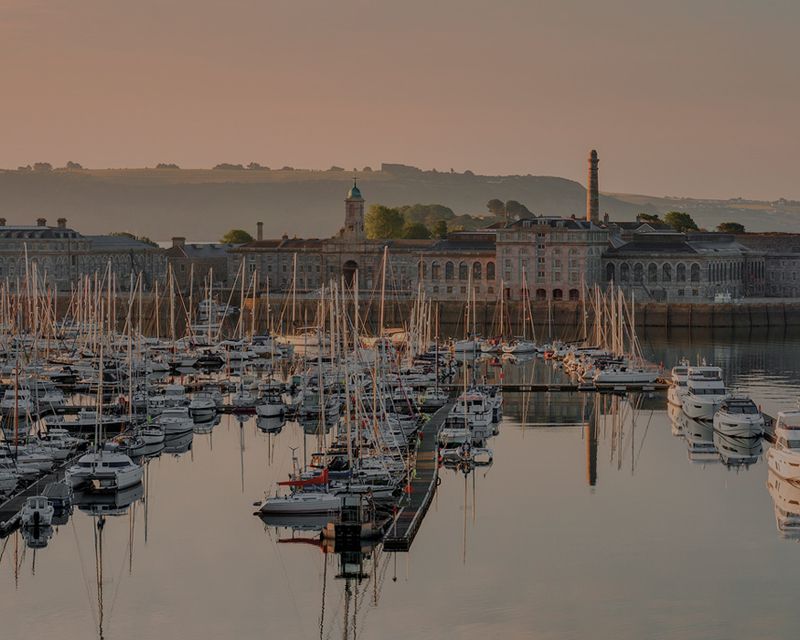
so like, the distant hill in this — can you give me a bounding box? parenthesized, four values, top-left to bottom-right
(1, 164, 797, 240)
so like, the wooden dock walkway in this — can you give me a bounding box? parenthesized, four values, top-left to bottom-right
(384, 401, 453, 552)
(442, 382, 669, 394)
(0, 455, 78, 537)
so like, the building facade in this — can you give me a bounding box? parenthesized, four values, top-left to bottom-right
(0, 217, 165, 290)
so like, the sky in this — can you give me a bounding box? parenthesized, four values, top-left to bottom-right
(1, 0, 798, 200)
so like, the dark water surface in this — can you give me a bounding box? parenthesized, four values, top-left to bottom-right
(3, 329, 800, 640)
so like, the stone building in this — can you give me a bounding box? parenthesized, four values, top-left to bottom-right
(0, 217, 165, 290)
(736, 234, 800, 297)
(495, 217, 608, 301)
(165, 238, 237, 289)
(602, 231, 764, 301)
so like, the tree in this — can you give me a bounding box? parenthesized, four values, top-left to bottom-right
(637, 212, 660, 223)
(717, 222, 745, 233)
(65, 161, 84, 170)
(432, 219, 448, 238)
(33, 162, 53, 172)
(213, 163, 245, 170)
(402, 222, 431, 239)
(328, 165, 345, 172)
(486, 199, 506, 216)
(664, 211, 698, 232)
(365, 205, 405, 239)
(156, 162, 180, 169)
(247, 162, 267, 170)
(220, 229, 254, 244)
(505, 200, 533, 219)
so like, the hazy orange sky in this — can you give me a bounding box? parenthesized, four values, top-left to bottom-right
(1, 0, 798, 200)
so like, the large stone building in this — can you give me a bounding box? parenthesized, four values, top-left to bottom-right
(602, 231, 763, 301)
(0, 217, 165, 290)
(496, 217, 607, 301)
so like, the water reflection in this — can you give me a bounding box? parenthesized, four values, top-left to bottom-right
(5, 333, 800, 639)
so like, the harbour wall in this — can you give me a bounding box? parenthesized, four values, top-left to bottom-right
(53, 296, 800, 337)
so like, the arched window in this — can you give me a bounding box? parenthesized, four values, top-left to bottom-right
(648, 262, 658, 282)
(486, 262, 495, 280)
(663, 263, 672, 282)
(633, 263, 644, 283)
(536, 288, 547, 301)
(431, 261, 440, 281)
(472, 262, 482, 280)
(677, 263, 686, 282)
(569, 288, 580, 301)
(458, 262, 468, 281)
(418, 261, 426, 279)
(691, 263, 700, 282)
(445, 261, 454, 280)
(552, 289, 563, 301)
(620, 263, 630, 283)
(606, 263, 615, 282)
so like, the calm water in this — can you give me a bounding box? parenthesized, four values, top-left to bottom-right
(3, 329, 800, 640)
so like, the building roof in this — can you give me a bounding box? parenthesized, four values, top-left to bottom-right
(606, 231, 751, 257)
(86, 235, 161, 251)
(165, 243, 236, 259)
(502, 216, 596, 231)
(0, 226, 81, 240)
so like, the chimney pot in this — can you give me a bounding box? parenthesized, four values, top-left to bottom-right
(37, 217, 47, 227)
(0, 218, 6, 227)
(172, 236, 186, 248)
(57, 217, 67, 229)
(257, 221, 264, 241)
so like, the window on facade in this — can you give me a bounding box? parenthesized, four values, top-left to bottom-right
(569, 289, 580, 301)
(648, 263, 657, 282)
(633, 263, 643, 283)
(431, 261, 440, 281)
(445, 262, 454, 280)
(446, 286, 453, 293)
(677, 263, 686, 282)
(459, 262, 468, 280)
(473, 262, 482, 280)
(606, 263, 615, 282)
(460, 286, 467, 294)
(536, 288, 547, 301)
(690, 263, 700, 282)
(662, 263, 671, 282)
(486, 262, 495, 280)
(553, 289, 563, 300)
(620, 262, 630, 282)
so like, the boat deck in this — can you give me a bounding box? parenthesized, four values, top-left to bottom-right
(442, 381, 669, 393)
(384, 401, 453, 552)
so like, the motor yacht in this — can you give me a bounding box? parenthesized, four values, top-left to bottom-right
(682, 366, 727, 420)
(767, 410, 800, 481)
(713, 397, 764, 437)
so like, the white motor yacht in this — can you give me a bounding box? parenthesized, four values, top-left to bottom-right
(767, 469, 800, 537)
(20, 496, 54, 528)
(188, 392, 217, 419)
(66, 450, 143, 491)
(668, 364, 689, 407)
(156, 407, 194, 434)
(713, 397, 765, 438)
(255, 386, 285, 418)
(682, 366, 727, 420)
(767, 410, 800, 481)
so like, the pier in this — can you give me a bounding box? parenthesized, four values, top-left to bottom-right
(384, 401, 453, 552)
(442, 381, 669, 394)
(0, 455, 77, 536)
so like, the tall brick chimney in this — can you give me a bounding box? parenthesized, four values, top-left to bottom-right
(257, 221, 264, 241)
(57, 217, 67, 229)
(36, 217, 47, 227)
(586, 149, 599, 224)
(172, 237, 186, 248)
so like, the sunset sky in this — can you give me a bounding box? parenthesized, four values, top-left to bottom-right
(1, 0, 798, 200)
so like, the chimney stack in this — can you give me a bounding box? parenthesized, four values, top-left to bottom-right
(57, 217, 67, 229)
(586, 149, 599, 224)
(37, 217, 47, 227)
(172, 237, 186, 249)
(0, 218, 6, 227)
(257, 221, 264, 241)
